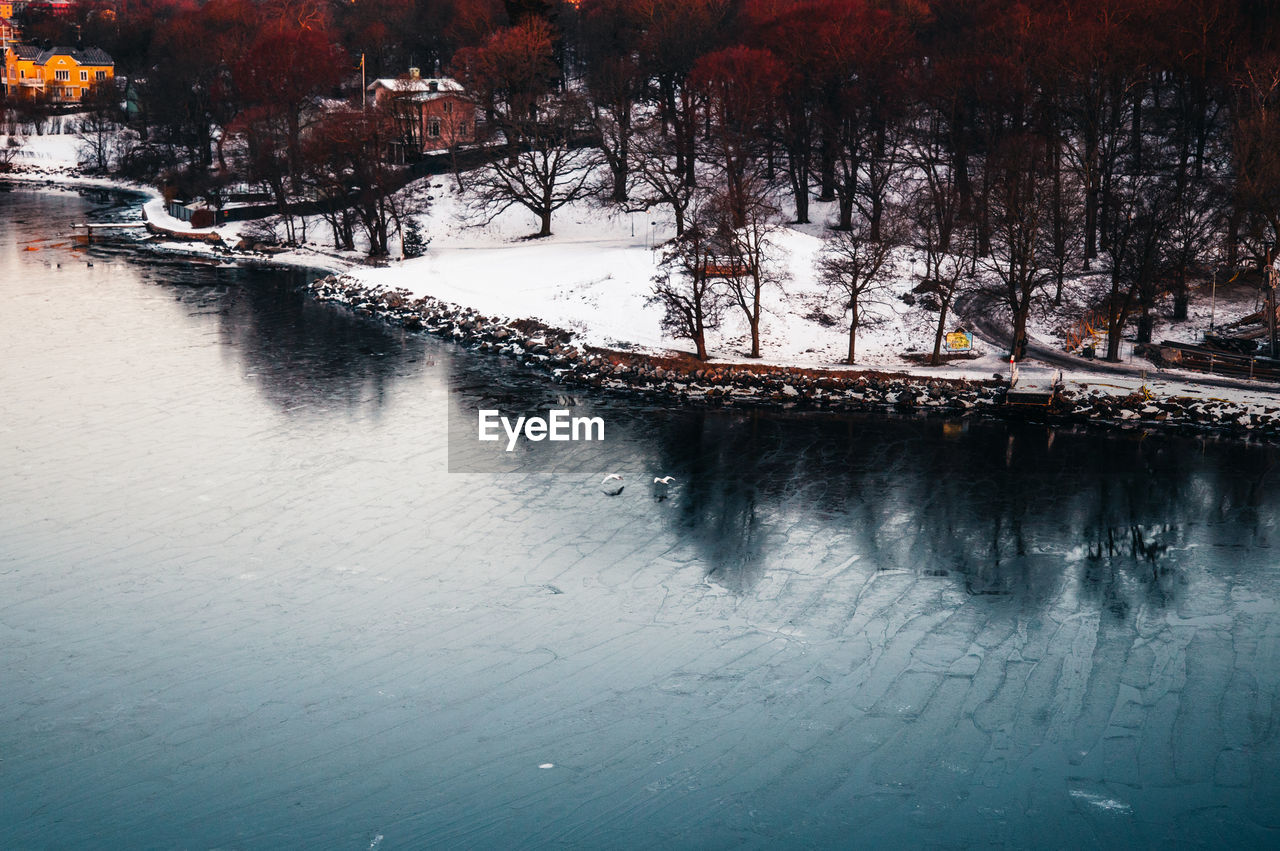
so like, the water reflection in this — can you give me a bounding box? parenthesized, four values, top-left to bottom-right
(441, 317, 1280, 608)
(205, 270, 426, 414)
(6, 185, 1280, 848)
(1, 185, 427, 416)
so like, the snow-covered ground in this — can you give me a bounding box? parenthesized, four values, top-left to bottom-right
(1, 119, 156, 195)
(340, 177, 1280, 412)
(346, 180, 1007, 379)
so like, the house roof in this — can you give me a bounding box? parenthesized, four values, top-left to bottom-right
(367, 76, 463, 94)
(40, 46, 113, 66)
(406, 91, 472, 104)
(8, 45, 114, 65)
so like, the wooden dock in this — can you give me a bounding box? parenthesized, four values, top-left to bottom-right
(72, 222, 147, 243)
(1005, 371, 1062, 407)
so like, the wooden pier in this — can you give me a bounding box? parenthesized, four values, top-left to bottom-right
(1005, 369, 1063, 407)
(72, 222, 147, 243)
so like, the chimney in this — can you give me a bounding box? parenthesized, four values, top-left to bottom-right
(408, 67, 420, 79)
(429, 80, 438, 92)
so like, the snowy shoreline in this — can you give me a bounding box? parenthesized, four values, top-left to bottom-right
(6, 165, 1280, 440)
(309, 273, 1280, 442)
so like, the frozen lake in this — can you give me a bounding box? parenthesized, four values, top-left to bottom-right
(2, 187, 1279, 848)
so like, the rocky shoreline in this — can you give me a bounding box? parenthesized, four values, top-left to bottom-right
(307, 274, 1280, 441)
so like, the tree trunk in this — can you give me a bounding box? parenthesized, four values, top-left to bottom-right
(538, 209, 552, 238)
(1173, 288, 1189, 322)
(818, 117, 836, 201)
(846, 300, 859, 364)
(789, 154, 809, 224)
(930, 300, 951, 366)
(1136, 309, 1154, 344)
(1012, 305, 1029, 361)
(836, 193, 853, 231)
(613, 109, 631, 203)
(1106, 292, 1124, 362)
(611, 164, 628, 203)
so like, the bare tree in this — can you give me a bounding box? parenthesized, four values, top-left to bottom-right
(691, 46, 782, 228)
(468, 93, 597, 238)
(982, 135, 1058, 360)
(1166, 176, 1223, 320)
(1230, 51, 1280, 267)
(0, 135, 23, 173)
(911, 216, 977, 366)
(1100, 173, 1178, 355)
(649, 210, 726, 361)
(816, 213, 903, 364)
(626, 119, 696, 237)
(710, 185, 786, 358)
(905, 130, 979, 364)
(76, 82, 121, 174)
(579, 0, 646, 203)
(301, 106, 420, 257)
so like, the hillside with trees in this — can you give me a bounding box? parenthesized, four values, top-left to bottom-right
(5, 0, 1280, 362)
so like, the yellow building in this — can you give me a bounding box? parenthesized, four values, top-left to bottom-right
(0, 4, 14, 19)
(3, 45, 114, 103)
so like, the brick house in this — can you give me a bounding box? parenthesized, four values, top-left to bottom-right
(367, 70, 476, 156)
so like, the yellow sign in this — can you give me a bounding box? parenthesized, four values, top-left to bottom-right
(945, 331, 972, 352)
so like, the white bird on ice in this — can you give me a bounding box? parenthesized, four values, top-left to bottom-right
(601, 473, 625, 496)
(652, 476, 675, 500)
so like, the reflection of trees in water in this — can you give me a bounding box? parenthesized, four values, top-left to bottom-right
(7, 185, 428, 416)
(165, 267, 427, 413)
(642, 411, 1280, 605)
(662, 414, 767, 592)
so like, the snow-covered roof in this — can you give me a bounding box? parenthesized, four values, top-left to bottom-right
(405, 90, 473, 104)
(366, 76, 464, 94)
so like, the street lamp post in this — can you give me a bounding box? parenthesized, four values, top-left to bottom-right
(1210, 267, 1217, 332)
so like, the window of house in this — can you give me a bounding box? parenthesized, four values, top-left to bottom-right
(427, 118, 441, 138)
(96, 71, 105, 80)
(443, 101, 452, 114)
(55, 69, 69, 81)
(80, 70, 87, 81)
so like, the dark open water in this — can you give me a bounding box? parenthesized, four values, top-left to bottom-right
(2, 187, 1279, 848)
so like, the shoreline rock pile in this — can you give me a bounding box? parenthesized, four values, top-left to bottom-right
(307, 274, 1280, 441)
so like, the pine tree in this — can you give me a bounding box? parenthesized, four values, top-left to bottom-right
(402, 217, 427, 259)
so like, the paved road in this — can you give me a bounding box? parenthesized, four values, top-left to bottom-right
(955, 291, 1280, 394)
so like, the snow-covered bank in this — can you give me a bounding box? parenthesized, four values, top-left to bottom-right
(309, 273, 1280, 440)
(344, 180, 999, 374)
(1, 125, 160, 198)
(7, 134, 1280, 437)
